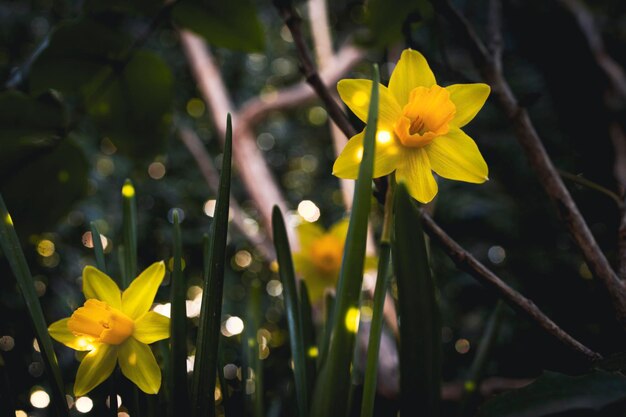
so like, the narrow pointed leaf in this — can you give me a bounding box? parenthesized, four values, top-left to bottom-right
(272, 206, 308, 417)
(360, 243, 392, 417)
(169, 210, 189, 416)
(459, 301, 505, 416)
(299, 280, 316, 396)
(318, 292, 335, 370)
(121, 179, 137, 289)
(0, 195, 69, 417)
(191, 114, 232, 417)
(476, 370, 626, 417)
(310, 65, 380, 417)
(393, 183, 441, 416)
(90, 221, 106, 272)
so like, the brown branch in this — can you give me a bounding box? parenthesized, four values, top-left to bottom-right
(275, 2, 357, 139)
(420, 211, 601, 361)
(238, 43, 363, 128)
(180, 30, 296, 249)
(435, 0, 626, 328)
(178, 127, 276, 260)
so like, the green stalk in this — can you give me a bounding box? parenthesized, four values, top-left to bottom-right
(121, 178, 138, 289)
(169, 210, 189, 416)
(317, 292, 335, 370)
(393, 183, 441, 417)
(272, 207, 309, 417)
(191, 114, 232, 417)
(245, 281, 264, 417)
(310, 64, 379, 417)
(89, 221, 106, 272)
(298, 280, 316, 396)
(360, 182, 395, 417)
(458, 301, 505, 417)
(0, 195, 68, 417)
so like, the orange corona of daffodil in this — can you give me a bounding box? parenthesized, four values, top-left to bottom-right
(333, 49, 490, 203)
(48, 261, 169, 396)
(293, 219, 376, 302)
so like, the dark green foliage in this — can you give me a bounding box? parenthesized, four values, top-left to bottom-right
(477, 371, 626, 417)
(173, 0, 265, 52)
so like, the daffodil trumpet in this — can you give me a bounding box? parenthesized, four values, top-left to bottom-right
(293, 218, 377, 304)
(48, 261, 169, 396)
(333, 49, 490, 203)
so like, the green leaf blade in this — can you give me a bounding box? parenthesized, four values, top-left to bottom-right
(0, 195, 69, 417)
(393, 183, 441, 416)
(169, 210, 189, 416)
(477, 370, 626, 417)
(310, 64, 380, 417)
(191, 114, 232, 417)
(272, 206, 309, 417)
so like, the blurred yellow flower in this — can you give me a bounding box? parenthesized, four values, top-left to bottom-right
(48, 262, 169, 396)
(333, 49, 490, 203)
(294, 219, 376, 302)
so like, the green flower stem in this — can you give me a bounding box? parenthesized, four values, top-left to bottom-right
(121, 179, 138, 289)
(169, 210, 189, 417)
(360, 181, 395, 417)
(191, 114, 232, 417)
(0, 195, 68, 417)
(317, 292, 335, 370)
(298, 281, 316, 397)
(310, 64, 379, 417)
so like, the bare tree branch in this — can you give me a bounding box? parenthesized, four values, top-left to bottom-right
(238, 43, 363, 128)
(178, 127, 276, 260)
(275, 2, 357, 140)
(180, 30, 296, 248)
(435, 0, 626, 328)
(308, 0, 356, 210)
(420, 211, 601, 361)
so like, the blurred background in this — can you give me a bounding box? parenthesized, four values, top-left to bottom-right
(1, 0, 625, 415)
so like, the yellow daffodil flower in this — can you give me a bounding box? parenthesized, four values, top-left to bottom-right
(333, 49, 490, 203)
(294, 219, 376, 302)
(48, 262, 169, 396)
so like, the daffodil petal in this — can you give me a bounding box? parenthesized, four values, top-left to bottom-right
(118, 337, 161, 394)
(121, 261, 165, 319)
(396, 148, 438, 203)
(82, 266, 122, 309)
(427, 128, 489, 183)
(446, 83, 490, 127)
(74, 343, 117, 396)
(388, 49, 436, 106)
(333, 131, 402, 179)
(296, 256, 334, 304)
(329, 218, 350, 241)
(337, 80, 402, 129)
(133, 311, 170, 344)
(296, 222, 324, 253)
(49, 318, 98, 351)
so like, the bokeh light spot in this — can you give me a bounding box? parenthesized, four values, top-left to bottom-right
(186, 98, 206, 118)
(75, 396, 93, 413)
(297, 200, 320, 222)
(30, 389, 50, 409)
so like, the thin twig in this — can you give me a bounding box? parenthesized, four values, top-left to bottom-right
(435, 0, 626, 328)
(558, 170, 624, 207)
(308, 0, 356, 210)
(419, 211, 601, 361)
(275, 2, 357, 139)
